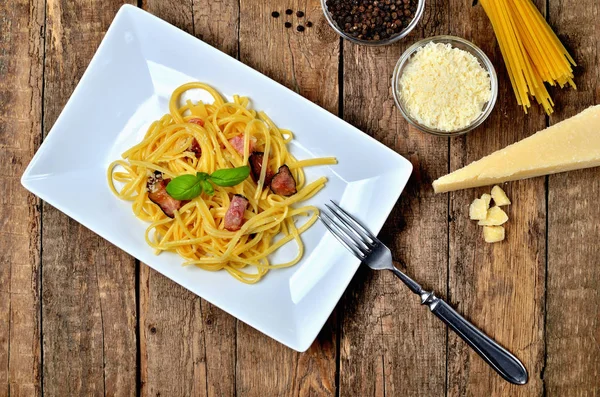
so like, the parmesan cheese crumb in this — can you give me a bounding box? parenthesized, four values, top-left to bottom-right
(398, 42, 492, 132)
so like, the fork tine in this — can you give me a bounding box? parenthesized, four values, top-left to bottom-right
(325, 203, 373, 249)
(319, 212, 366, 260)
(329, 201, 377, 242)
(321, 212, 367, 257)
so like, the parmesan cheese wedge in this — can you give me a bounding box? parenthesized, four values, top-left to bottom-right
(433, 105, 600, 193)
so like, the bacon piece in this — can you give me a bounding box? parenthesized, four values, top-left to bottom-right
(249, 152, 274, 185)
(270, 165, 297, 196)
(224, 194, 249, 231)
(147, 172, 183, 218)
(228, 134, 257, 156)
(188, 118, 205, 126)
(186, 119, 204, 158)
(189, 138, 202, 158)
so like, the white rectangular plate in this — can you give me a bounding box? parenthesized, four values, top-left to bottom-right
(21, 5, 412, 351)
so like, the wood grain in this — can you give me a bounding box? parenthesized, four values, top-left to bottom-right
(0, 0, 44, 396)
(447, 1, 546, 396)
(239, 0, 339, 111)
(2, 0, 600, 394)
(545, 0, 600, 394)
(139, 267, 237, 397)
(42, 1, 137, 396)
(339, 0, 449, 395)
(138, 1, 238, 396)
(236, 1, 338, 396)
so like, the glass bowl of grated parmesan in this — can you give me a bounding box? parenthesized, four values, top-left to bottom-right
(392, 36, 498, 137)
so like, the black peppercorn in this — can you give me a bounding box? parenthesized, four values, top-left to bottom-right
(297, 25, 305, 32)
(325, 0, 417, 41)
(285, 9, 293, 15)
(296, 11, 304, 17)
(285, 22, 292, 28)
(307, 21, 313, 27)
(272, 11, 280, 18)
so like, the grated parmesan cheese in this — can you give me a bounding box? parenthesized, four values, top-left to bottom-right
(398, 42, 492, 132)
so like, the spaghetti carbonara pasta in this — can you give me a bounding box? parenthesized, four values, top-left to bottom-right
(108, 82, 336, 283)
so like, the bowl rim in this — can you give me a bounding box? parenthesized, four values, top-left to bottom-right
(391, 35, 499, 137)
(320, 0, 426, 46)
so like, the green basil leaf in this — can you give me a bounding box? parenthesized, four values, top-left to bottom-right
(201, 180, 214, 195)
(166, 174, 203, 200)
(209, 165, 250, 187)
(196, 172, 209, 181)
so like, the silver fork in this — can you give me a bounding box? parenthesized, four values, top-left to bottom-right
(320, 201, 528, 385)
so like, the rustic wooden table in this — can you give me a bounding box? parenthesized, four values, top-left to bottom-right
(3, 0, 599, 395)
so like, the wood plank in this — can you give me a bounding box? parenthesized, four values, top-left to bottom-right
(0, 0, 44, 395)
(42, 1, 137, 395)
(545, 0, 600, 394)
(236, 1, 338, 396)
(239, 0, 339, 109)
(139, 266, 208, 396)
(447, 1, 546, 395)
(138, 1, 238, 396)
(339, 3, 449, 396)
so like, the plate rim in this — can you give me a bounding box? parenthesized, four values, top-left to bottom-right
(21, 3, 413, 352)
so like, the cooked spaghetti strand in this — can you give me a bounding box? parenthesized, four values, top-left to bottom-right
(108, 82, 337, 283)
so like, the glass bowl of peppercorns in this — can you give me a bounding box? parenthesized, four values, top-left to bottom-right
(322, 0, 425, 45)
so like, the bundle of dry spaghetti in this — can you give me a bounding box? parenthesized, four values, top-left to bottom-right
(480, 0, 576, 114)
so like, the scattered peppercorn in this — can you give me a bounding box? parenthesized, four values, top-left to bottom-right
(285, 9, 293, 15)
(296, 10, 305, 17)
(272, 11, 280, 18)
(297, 25, 305, 32)
(325, 0, 418, 41)
(285, 22, 292, 28)
(306, 21, 313, 27)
